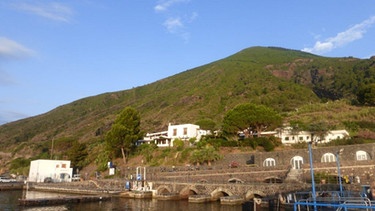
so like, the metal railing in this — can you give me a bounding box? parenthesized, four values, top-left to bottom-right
(291, 191, 375, 211)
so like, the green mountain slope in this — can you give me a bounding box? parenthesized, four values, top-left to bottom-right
(1, 46, 375, 170)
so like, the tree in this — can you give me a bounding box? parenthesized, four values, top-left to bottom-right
(195, 119, 216, 132)
(105, 107, 143, 164)
(357, 83, 375, 106)
(222, 103, 282, 138)
(306, 121, 329, 143)
(67, 140, 88, 169)
(137, 143, 157, 163)
(200, 145, 221, 166)
(190, 144, 221, 166)
(190, 150, 203, 166)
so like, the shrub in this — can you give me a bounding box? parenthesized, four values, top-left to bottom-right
(9, 157, 30, 175)
(137, 143, 157, 163)
(240, 138, 258, 149)
(261, 139, 275, 152)
(173, 139, 184, 151)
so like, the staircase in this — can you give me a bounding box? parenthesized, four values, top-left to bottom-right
(284, 168, 303, 182)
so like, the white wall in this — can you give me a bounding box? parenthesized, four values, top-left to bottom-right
(277, 127, 349, 145)
(142, 123, 210, 147)
(168, 123, 200, 140)
(167, 123, 201, 146)
(28, 159, 73, 183)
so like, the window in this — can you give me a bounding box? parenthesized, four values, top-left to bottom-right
(61, 164, 67, 168)
(321, 153, 336, 163)
(356, 150, 368, 161)
(183, 127, 187, 135)
(263, 158, 276, 167)
(291, 156, 303, 169)
(158, 140, 166, 145)
(299, 137, 303, 141)
(306, 136, 310, 140)
(285, 137, 289, 141)
(173, 129, 177, 136)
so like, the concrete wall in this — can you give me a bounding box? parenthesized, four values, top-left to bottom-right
(28, 159, 73, 183)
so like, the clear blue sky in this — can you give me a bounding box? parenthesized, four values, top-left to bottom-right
(1, 1, 375, 124)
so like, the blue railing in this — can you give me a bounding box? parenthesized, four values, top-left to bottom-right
(293, 195, 375, 211)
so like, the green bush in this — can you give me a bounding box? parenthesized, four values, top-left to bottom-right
(137, 143, 157, 163)
(173, 139, 184, 151)
(262, 139, 275, 152)
(179, 148, 193, 163)
(160, 148, 171, 157)
(9, 157, 30, 175)
(240, 138, 258, 149)
(221, 140, 239, 147)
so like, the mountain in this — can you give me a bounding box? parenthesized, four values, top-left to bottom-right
(1, 46, 375, 171)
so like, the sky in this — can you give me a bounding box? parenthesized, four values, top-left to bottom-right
(1, 0, 375, 125)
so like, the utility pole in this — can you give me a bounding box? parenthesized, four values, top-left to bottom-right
(50, 138, 54, 159)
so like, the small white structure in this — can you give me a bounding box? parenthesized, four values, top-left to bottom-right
(28, 159, 73, 183)
(276, 127, 313, 145)
(143, 123, 211, 147)
(322, 130, 350, 142)
(143, 130, 169, 147)
(275, 127, 349, 145)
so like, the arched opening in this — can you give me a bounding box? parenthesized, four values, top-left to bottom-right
(291, 156, 303, 169)
(197, 179, 208, 183)
(263, 158, 276, 167)
(179, 186, 199, 199)
(211, 188, 232, 201)
(263, 177, 282, 183)
(245, 190, 266, 200)
(188, 190, 197, 195)
(356, 150, 370, 161)
(211, 191, 229, 201)
(157, 186, 172, 195)
(159, 188, 170, 194)
(321, 153, 336, 163)
(228, 178, 244, 183)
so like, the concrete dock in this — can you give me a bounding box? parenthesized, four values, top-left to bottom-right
(18, 195, 110, 206)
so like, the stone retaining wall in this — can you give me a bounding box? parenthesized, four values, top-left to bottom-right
(149, 143, 375, 185)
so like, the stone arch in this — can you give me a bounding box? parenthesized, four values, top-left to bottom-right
(210, 188, 233, 201)
(245, 190, 266, 200)
(263, 176, 282, 183)
(197, 179, 208, 183)
(179, 186, 200, 199)
(228, 178, 244, 183)
(156, 185, 172, 195)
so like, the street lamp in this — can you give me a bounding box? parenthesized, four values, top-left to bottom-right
(308, 142, 317, 211)
(336, 149, 344, 195)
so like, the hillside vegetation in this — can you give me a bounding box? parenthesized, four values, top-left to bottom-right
(1, 46, 375, 174)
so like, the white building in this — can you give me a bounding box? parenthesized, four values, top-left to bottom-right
(323, 130, 350, 142)
(275, 127, 349, 145)
(143, 123, 211, 147)
(28, 159, 73, 183)
(143, 130, 169, 147)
